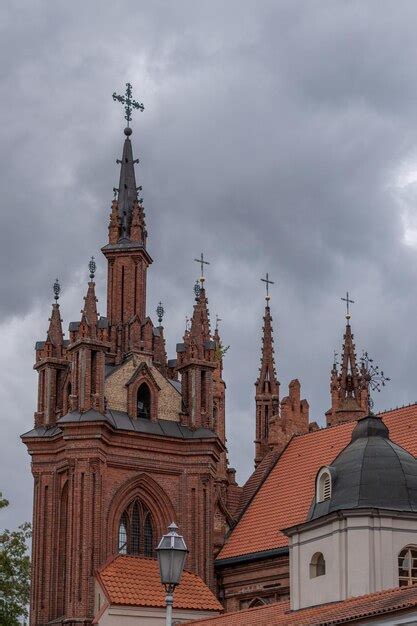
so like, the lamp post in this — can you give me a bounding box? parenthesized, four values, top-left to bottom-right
(156, 522, 188, 626)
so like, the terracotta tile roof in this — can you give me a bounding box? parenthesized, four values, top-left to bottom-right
(187, 584, 417, 625)
(217, 404, 417, 560)
(97, 555, 222, 612)
(237, 449, 281, 516)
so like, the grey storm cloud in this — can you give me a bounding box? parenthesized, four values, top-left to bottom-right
(2, 0, 417, 528)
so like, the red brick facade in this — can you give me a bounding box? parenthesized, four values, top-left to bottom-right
(23, 126, 237, 626)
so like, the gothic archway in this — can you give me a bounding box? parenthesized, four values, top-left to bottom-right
(107, 473, 176, 557)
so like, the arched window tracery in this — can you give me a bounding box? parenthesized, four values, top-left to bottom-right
(399, 546, 417, 586)
(118, 498, 155, 557)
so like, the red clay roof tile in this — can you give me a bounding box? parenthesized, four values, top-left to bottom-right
(187, 584, 417, 625)
(218, 404, 417, 560)
(97, 555, 222, 612)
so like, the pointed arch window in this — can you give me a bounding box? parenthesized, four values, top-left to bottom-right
(137, 383, 151, 419)
(399, 546, 417, 586)
(117, 498, 155, 557)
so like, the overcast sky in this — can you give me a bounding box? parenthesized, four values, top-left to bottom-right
(3, 0, 417, 530)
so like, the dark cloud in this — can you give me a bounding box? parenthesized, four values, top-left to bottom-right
(2, 0, 417, 528)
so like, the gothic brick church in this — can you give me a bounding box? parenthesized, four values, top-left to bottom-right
(22, 88, 417, 626)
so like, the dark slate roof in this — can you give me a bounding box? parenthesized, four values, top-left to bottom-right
(204, 340, 216, 350)
(98, 316, 109, 328)
(308, 415, 417, 520)
(56, 409, 215, 439)
(168, 359, 177, 368)
(169, 379, 182, 393)
(176, 343, 185, 353)
(21, 425, 62, 439)
(35, 341, 45, 350)
(153, 328, 161, 337)
(69, 321, 80, 331)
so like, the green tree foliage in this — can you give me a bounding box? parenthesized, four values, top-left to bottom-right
(0, 492, 31, 626)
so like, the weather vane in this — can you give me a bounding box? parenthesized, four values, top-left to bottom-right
(341, 291, 354, 320)
(112, 82, 144, 128)
(360, 351, 390, 412)
(53, 278, 61, 302)
(194, 253, 210, 286)
(261, 272, 274, 301)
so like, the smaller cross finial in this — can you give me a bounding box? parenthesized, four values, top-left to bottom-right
(341, 291, 354, 321)
(53, 278, 61, 302)
(89, 256, 96, 281)
(156, 302, 165, 325)
(194, 253, 210, 286)
(215, 315, 222, 331)
(112, 83, 144, 129)
(261, 272, 274, 301)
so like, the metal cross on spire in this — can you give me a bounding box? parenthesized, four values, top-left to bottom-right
(194, 253, 210, 286)
(112, 82, 144, 127)
(341, 291, 354, 320)
(261, 272, 274, 301)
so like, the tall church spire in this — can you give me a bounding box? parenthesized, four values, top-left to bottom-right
(102, 84, 152, 360)
(254, 276, 280, 467)
(326, 297, 369, 427)
(116, 127, 140, 239)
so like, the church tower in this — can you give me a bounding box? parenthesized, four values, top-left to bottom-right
(326, 296, 369, 427)
(254, 277, 309, 468)
(254, 290, 280, 467)
(23, 85, 230, 626)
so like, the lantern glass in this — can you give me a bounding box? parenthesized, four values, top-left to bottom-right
(156, 523, 188, 588)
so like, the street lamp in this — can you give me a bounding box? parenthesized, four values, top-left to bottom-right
(156, 522, 189, 626)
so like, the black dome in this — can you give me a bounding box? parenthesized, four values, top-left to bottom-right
(308, 415, 417, 521)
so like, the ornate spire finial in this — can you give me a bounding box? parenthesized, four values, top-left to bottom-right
(194, 280, 201, 301)
(112, 82, 144, 130)
(53, 278, 61, 302)
(89, 256, 96, 281)
(261, 272, 274, 302)
(194, 252, 210, 286)
(156, 301, 165, 325)
(360, 351, 390, 412)
(341, 291, 354, 322)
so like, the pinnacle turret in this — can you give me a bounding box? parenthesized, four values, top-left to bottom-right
(326, 310, 369, 427)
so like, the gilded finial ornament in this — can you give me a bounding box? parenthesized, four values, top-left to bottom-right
(341, 291, 354, 321)
(156, 302, 165, 325)
(194, 252, 210, 287)
(53, 278, 61, 302)
(89, 256, 96, 280)
(261, 272, 274, 301)
(360, 351, 391, 412)
(112, 82, 144, 129)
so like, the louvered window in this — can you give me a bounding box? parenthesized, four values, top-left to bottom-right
(317, 468, 332, 502)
